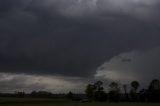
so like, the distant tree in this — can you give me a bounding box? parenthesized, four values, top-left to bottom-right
(148, 79, 160, 102)
(131, 81, 140, 92)
(85, 84, 95, 100)
(148, 79, 160, 91)
(93, 81, 107, 101)
(66, 91, 74, 99)
(85, 81, 107, 102)
(139, 89, 148, 102)
(123, 84, 127, 95)
(109, 82, 119, 91)
(122, 84, 129, 101)
(94, 81, 104, 91)
(109, 82, 120, 102)
(130, 81, 140, 102)
(14, 91, 25, 98)
(30, 91, 53, 98)
(94, 90, 107, 102)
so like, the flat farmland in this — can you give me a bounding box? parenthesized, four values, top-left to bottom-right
(0, 98, 159, 106)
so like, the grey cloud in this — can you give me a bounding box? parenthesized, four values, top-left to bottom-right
(95, 47, 160, 86)
(51, 0, 160, 21)
(0, 73, 87, 93)
(0, 0, 160, 78)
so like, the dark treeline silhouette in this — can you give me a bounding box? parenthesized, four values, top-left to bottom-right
(0, 91, 86, 100)
(0, 91, 67, 99)
(0, 79, 160, 102)
(85, 79, 160, 102)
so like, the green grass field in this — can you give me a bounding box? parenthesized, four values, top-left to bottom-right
(0, 98, 160, 106)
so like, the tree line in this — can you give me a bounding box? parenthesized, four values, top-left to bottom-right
(0, 79, 160, 102)
(85, 79, 160, 102)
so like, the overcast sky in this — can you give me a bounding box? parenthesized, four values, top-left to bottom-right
(0, 0, 160, 93)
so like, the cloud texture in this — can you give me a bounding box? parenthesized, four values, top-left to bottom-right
(0, 0, 160, 91)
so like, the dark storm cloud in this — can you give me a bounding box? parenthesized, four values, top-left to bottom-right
(0, 0, 160, 77)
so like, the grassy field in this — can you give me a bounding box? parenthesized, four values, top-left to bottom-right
(0, 98, 160, 106)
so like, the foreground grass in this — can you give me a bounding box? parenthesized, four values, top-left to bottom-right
(1, 102, 160, 106)
(0, 98, 160, 106)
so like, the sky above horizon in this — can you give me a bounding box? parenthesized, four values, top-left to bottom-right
(0, 0, 160, 93)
